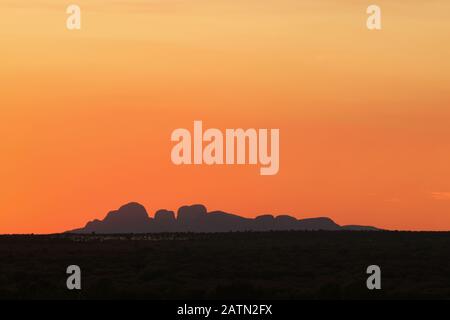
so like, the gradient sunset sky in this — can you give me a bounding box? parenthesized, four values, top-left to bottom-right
(1, 0, 450, 233)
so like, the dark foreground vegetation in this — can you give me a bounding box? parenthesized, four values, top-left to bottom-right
(1, 231, 450, 299)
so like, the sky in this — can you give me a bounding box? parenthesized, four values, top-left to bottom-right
(1, 0, 450, 233)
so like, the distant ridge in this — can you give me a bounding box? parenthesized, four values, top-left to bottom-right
(66, 202, 380, 234)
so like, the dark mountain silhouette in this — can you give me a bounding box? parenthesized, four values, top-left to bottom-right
(66, 202, 380, 234)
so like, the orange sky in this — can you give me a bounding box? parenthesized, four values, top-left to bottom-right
(1, 0, 450, 233)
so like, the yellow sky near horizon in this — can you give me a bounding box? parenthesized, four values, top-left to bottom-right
(1, 0, 450, 233)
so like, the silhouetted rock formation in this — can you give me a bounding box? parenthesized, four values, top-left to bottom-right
(66, 202, 380, 234)
(154, 209, 176, 232)
(83, 202, 151, 233)
(297, 217, 340, 231)
(177, 205, 207, 232)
